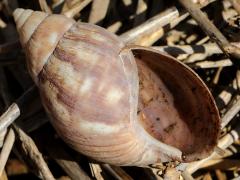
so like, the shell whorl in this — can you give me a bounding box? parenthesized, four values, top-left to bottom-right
(13, 8, 75, 85)
(13, 9, 220, 166)
(13, 9, 160, 165)
(13, 8, 46, 47)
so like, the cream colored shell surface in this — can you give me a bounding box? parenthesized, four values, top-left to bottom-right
(13, 8, 220, 166)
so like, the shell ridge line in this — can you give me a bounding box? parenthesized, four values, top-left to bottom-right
(63, 32, 119, 55)
(129, 142, 149, 165)
(17, 10, 34, 31)
(22, 12, 49, 48)
(13, 8, 24, 22)
(118, 48, 132, 119)
(15, 9, 33, 30)
(76, 139, 137, 158)
(79, 140, 140, 165)
(37, 21, 76, 83)
(118, 48, 146, 165)
(23, 14, 49, 49)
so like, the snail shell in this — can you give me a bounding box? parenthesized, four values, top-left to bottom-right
(13, 8, 220, 166)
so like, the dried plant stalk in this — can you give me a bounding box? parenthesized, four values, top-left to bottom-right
(229, 0, 240, 14)
(38, 0, 52, 14)
(89, 163, 104, 180)
(0, 104, 20, 133)
(184, 123, 240, 174)
(120, 7, 179, 46)
(56, 159, 91, 180)
(133, 0, 148, 26)
(13, 125, 55, 180)
(192, 59, 233, 68)
(101, 164, 133, 180)
(0, 129, 15, 177)
(178, 0, 240, 59)
(63, 0, 92, 18)
(121, 0, 216, 46)
(153, 43, 222, 56)
(0, 86, 37, 134)
(89, 0, 109, 24)
(221, 96, 240, 128)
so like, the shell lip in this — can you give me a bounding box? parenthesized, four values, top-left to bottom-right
(125, 45, 221, 162)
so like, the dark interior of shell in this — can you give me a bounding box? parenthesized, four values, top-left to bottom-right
(134, 48, 220, 161)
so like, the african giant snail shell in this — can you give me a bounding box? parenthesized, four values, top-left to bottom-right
(13, 8, 220, 166)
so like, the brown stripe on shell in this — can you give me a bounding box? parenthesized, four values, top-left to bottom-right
(39, 70, 150, 165)
(53, 43, 111, 72)
(15, 9, 197, 166)
(53, 42, 124, 77)
(62, 32, 120, 57)
(69, 22, 124, 49)
(16, 9, 33, 30)
(39, 80, 144, 165)
(19, 11, 48, 47)
(39, 54, 130, 126)
(39, 67, 77, 113)
(25, 14, 75, 85)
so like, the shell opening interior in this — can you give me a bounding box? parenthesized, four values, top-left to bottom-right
(134, 49, 219, 161)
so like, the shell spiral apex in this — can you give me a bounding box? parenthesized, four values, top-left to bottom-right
(13, 8, 75, 84)
(13, 8, 220, 166)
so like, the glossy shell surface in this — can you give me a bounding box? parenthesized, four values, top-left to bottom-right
(134, 47, 220, 162)
(13, 8, 220, 166)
